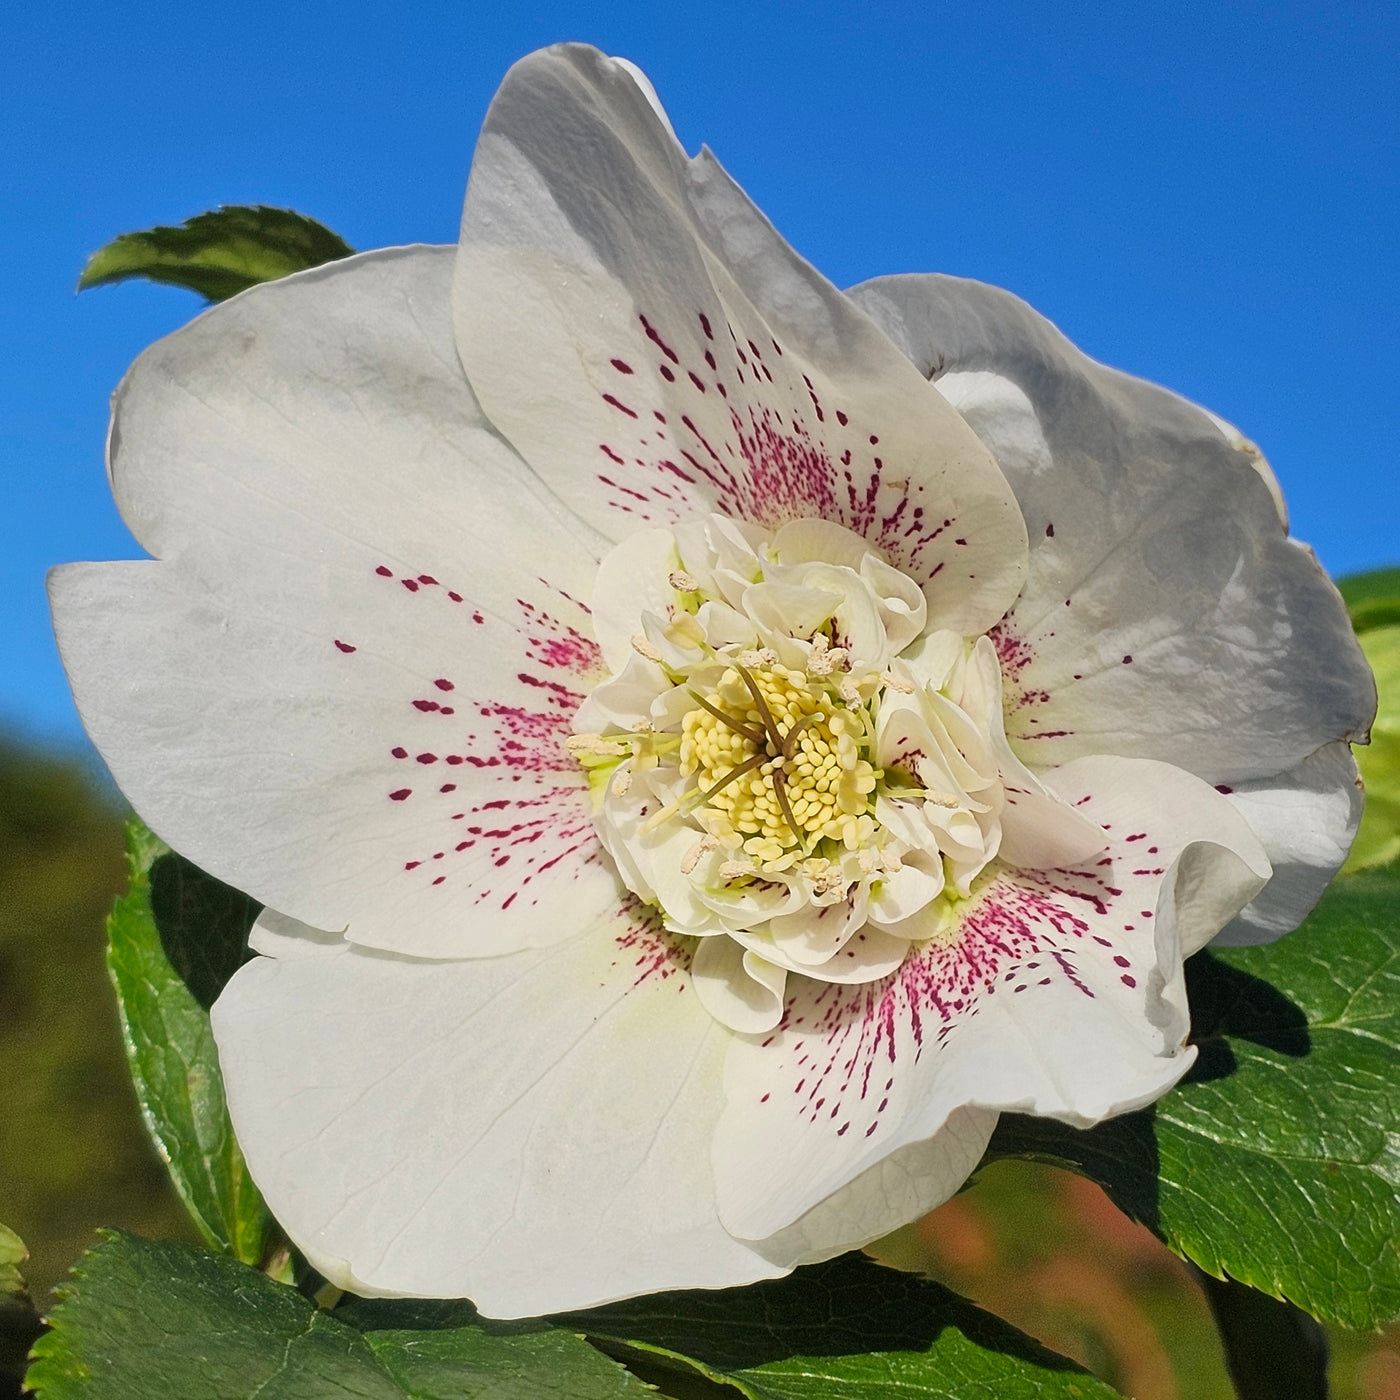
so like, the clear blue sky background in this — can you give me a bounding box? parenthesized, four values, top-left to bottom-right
(4, 0, 1396, 750)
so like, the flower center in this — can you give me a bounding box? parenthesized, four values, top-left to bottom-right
(562, 513, 1077, 1030)
(679, 660, 879, 866)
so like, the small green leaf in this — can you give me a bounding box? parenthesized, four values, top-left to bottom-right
(985, 863, 1400, 1328)
(1345, 624, 1400, 873)
(0, 1224, 27, 1303)
(561, 1252, 1120, 1399)
(78, 205, 354, 303)
(25, 1232, 653, 1400)
(1337, 566, 1400, 634)
(1, 1223, 43, 1398)
(106, 821, 272, 1263)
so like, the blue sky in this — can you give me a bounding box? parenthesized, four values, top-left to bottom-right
(4, 0, 1396, 747)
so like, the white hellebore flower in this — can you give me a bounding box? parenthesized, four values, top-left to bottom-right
(51, 46, 1374, 1318)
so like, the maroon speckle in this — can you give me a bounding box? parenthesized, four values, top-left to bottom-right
(1122, 654, 1133, 664)
(1121, 975, 1137, 988)
(416, 753, 437, 765)
(610, 358, 634, 374)
(603, 393, 638, 418)
(640, 313, 680, 364)
(402, 579, 419, 592)
(418, 575, 438, 586)
(334, 639, 356, 653)
(434, 678, 455, 692)
(389, 788, 411, 801)
(391, 747, 408, 759)
(375, 565, 393, 577)
(1215, 784, 1234, 795)
(1045, 523, 1055, 537)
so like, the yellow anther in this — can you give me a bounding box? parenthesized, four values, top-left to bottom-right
(677, 660, 880, 863)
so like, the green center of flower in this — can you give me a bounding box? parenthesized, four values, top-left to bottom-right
(679, 659, 880, 868)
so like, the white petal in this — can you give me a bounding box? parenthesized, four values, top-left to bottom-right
(454, 46, 1027, 634)
(1212, 740, 1364, 945)
(753, 1107, 998, 1266)
(590, 527, 679, 672)
(729, 922, 911, 985)
(769, 896, 867, 966)
(867, 852, 946, 925)
(51, 246, 624, 961)
(849, 274, 1374, 784)
(51, 557, 618, 961)
(213, 907, 783, 1317)
(247, 908, 344, 960)
(712, 753, 1268, 1240)
(692, 937, 788, 1034)
(961, 637, 1107, 870)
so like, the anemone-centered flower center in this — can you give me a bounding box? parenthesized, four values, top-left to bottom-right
(567, 514, 1090, 1034)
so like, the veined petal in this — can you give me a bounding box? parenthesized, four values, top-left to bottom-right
(1213, 740, 1364, 945)
(106, 246, 606, 600)
(50, 247, 623, 960)
(454, 45, 1027, 634)
(51, 556, 616, 960)
(849, 273, 1375, 784)
(713, 753, 1268, 1240)
(213, 903, 784, 1317)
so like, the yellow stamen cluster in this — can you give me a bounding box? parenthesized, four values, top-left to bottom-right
(679, 663, 879, 867)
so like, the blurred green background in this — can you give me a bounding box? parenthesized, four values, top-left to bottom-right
(3, 702, 1400, 1397)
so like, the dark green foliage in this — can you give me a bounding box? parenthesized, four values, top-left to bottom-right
(26, 1236, 1120, 1400)
(105, 823, 274, 1264)
(561, 1252, 1120, 1398)
(25, 1232, 655, 1399)
(77, 206, 354, 303)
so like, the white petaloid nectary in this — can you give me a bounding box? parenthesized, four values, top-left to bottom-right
(48, 43, 1374, 1318)
(575, 515, 1106, 1033)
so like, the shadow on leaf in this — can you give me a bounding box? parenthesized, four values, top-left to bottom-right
(1185, 950, 1311, 1064)
(149, 852, 260, 1009)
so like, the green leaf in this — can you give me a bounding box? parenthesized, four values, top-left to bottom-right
(560, 1252, 1120, 1399)
(1, 1223, 43, 1398)
(1337, 566, 1400, 634)
(106, 821, 273, 1263)
(77, 205, 354, 303)
(985, 863, 1400, 1328)
(1345, 624, 1400, 873)
(0, 1224, 27, 1305)
(24, 1232, 654, 1399)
